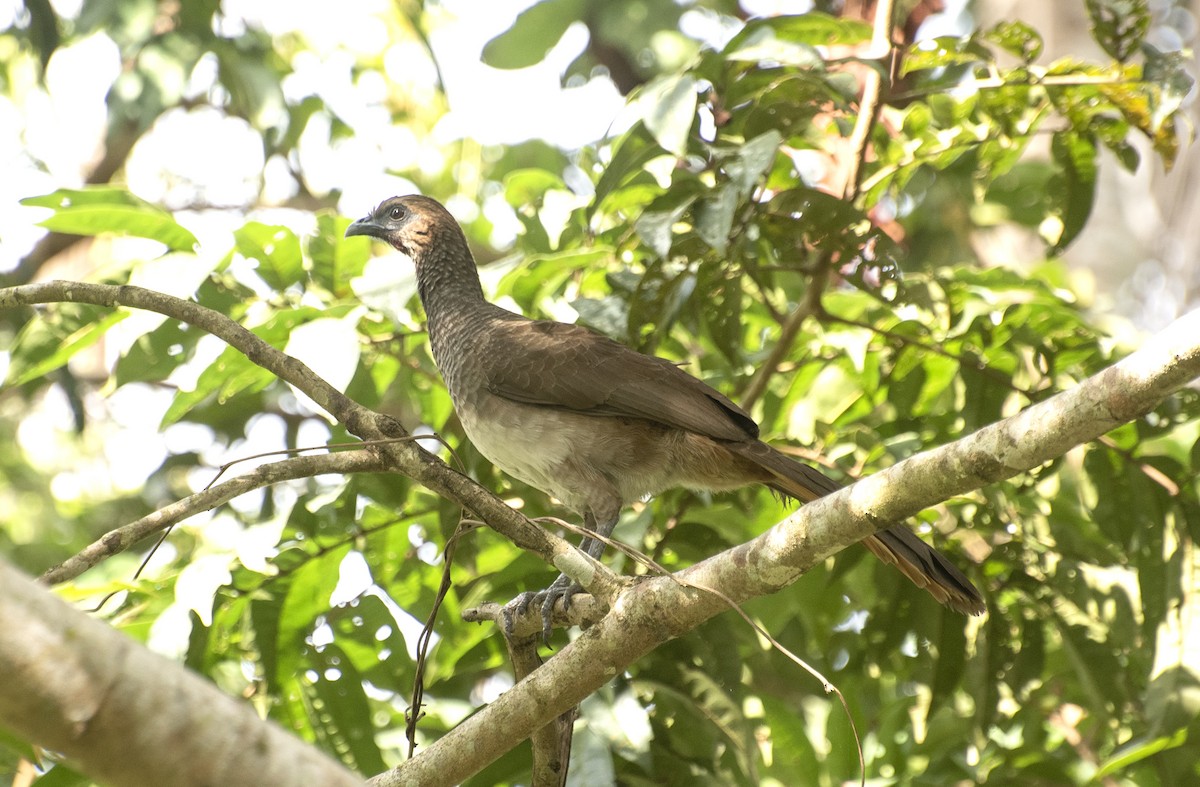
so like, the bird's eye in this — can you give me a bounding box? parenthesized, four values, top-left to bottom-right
(388, 206, 406, 221)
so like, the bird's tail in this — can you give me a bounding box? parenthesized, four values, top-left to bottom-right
(728, 441, 985, 616)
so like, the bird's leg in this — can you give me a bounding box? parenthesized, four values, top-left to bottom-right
(575, 509, 615, 561)
(509, 511, 618, 643)
(534, 510, 616, 637)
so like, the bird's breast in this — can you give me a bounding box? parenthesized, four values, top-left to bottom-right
(454, 392, 585, 505)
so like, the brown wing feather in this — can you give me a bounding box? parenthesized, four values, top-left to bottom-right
(730, 440, 986, 615)
(479, 318, 758, 442)
(476, 312, 985, 616)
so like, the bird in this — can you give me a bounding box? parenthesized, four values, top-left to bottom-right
(346, 194, 985, 637)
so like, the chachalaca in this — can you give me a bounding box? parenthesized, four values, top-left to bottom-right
(346, 195, 985, 636)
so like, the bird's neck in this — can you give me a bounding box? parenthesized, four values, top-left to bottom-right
(411, 232, 508, 393)
(413, 234, 488, 322)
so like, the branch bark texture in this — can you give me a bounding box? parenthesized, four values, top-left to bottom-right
(0, 281, 579, 576)
(371, 308, 1200, 786)
(6, 282, 1199, 786)
(39, 450, 390, 585)
(0, 558, 363, 787)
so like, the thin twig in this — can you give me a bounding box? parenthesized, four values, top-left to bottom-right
(203, 435, 453, 490)
(374, 309, 1200, 787)
(40, 450, 389, 585)
(738, 296, 818, 409)
(463, 516, 866, 780)
(889, 72, 1147, 104)
(0, 281, 579, 576)
(840, 0, 894, 203)
(740, 1, 893, 417)
(406, 519, 481, 758)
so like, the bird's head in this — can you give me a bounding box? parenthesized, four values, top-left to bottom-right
(344, 195, 457, 258)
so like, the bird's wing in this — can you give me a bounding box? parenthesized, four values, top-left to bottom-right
(477, 317, 759, 442)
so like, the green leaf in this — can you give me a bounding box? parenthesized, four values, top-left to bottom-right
(635, 194, 697, 258)
(250, 585, 285, 694)
(1085, 0, 1150, 62)
(503, 168, 566, 206)
(23, 761, 89, 785)
(573, 295, 629, 340)
(481, 0, 585, 69)
(275, 546, 350, 688)
(20, 186, 151, 209)
(724, 130, 782, 196)
(160, 305, 341, 426)
(160, 343, 275, 426)
(694, 185, 738, 254)
(1144, 46, 1195, 135)
(901, 36, 989, 75)
(1050, 131, 1098, 253)
(985, 20, 1043, 62)
(640, 74, 698, 156)
(115, 318, 199, 386)
(22, 188, 198, 251)
(212, 38, 285, 128)
(235, 222, 304, 291)
(591, 125, 662, 215)
(5, 305, 127, 386)
(1096, 727, 1188, 777)
(697, 261, 741, 364)
(725, 13, 870, 60)
(309, 643, 387, 774)
(724, 25, 823, 68)
(308, 212, 369, 297)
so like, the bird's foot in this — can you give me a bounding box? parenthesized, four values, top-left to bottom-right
(507, 574, 582, 644)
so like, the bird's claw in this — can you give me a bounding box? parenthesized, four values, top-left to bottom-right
(506, 574, 583, 644)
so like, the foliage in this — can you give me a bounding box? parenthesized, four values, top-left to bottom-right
(2, 1, 1199, 785)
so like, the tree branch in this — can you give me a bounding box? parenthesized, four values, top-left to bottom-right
(0, 558, 363, 787)
(840, 0, 893, 202)
(370, 308, 1200, 786)
(0, 281, 596, 586)
(39, 450, 390, 585)
(1, 279, 633, 783)
(740, 0, 893, 409)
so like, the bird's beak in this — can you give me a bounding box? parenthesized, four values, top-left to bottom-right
(345, 215, 383, 240)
